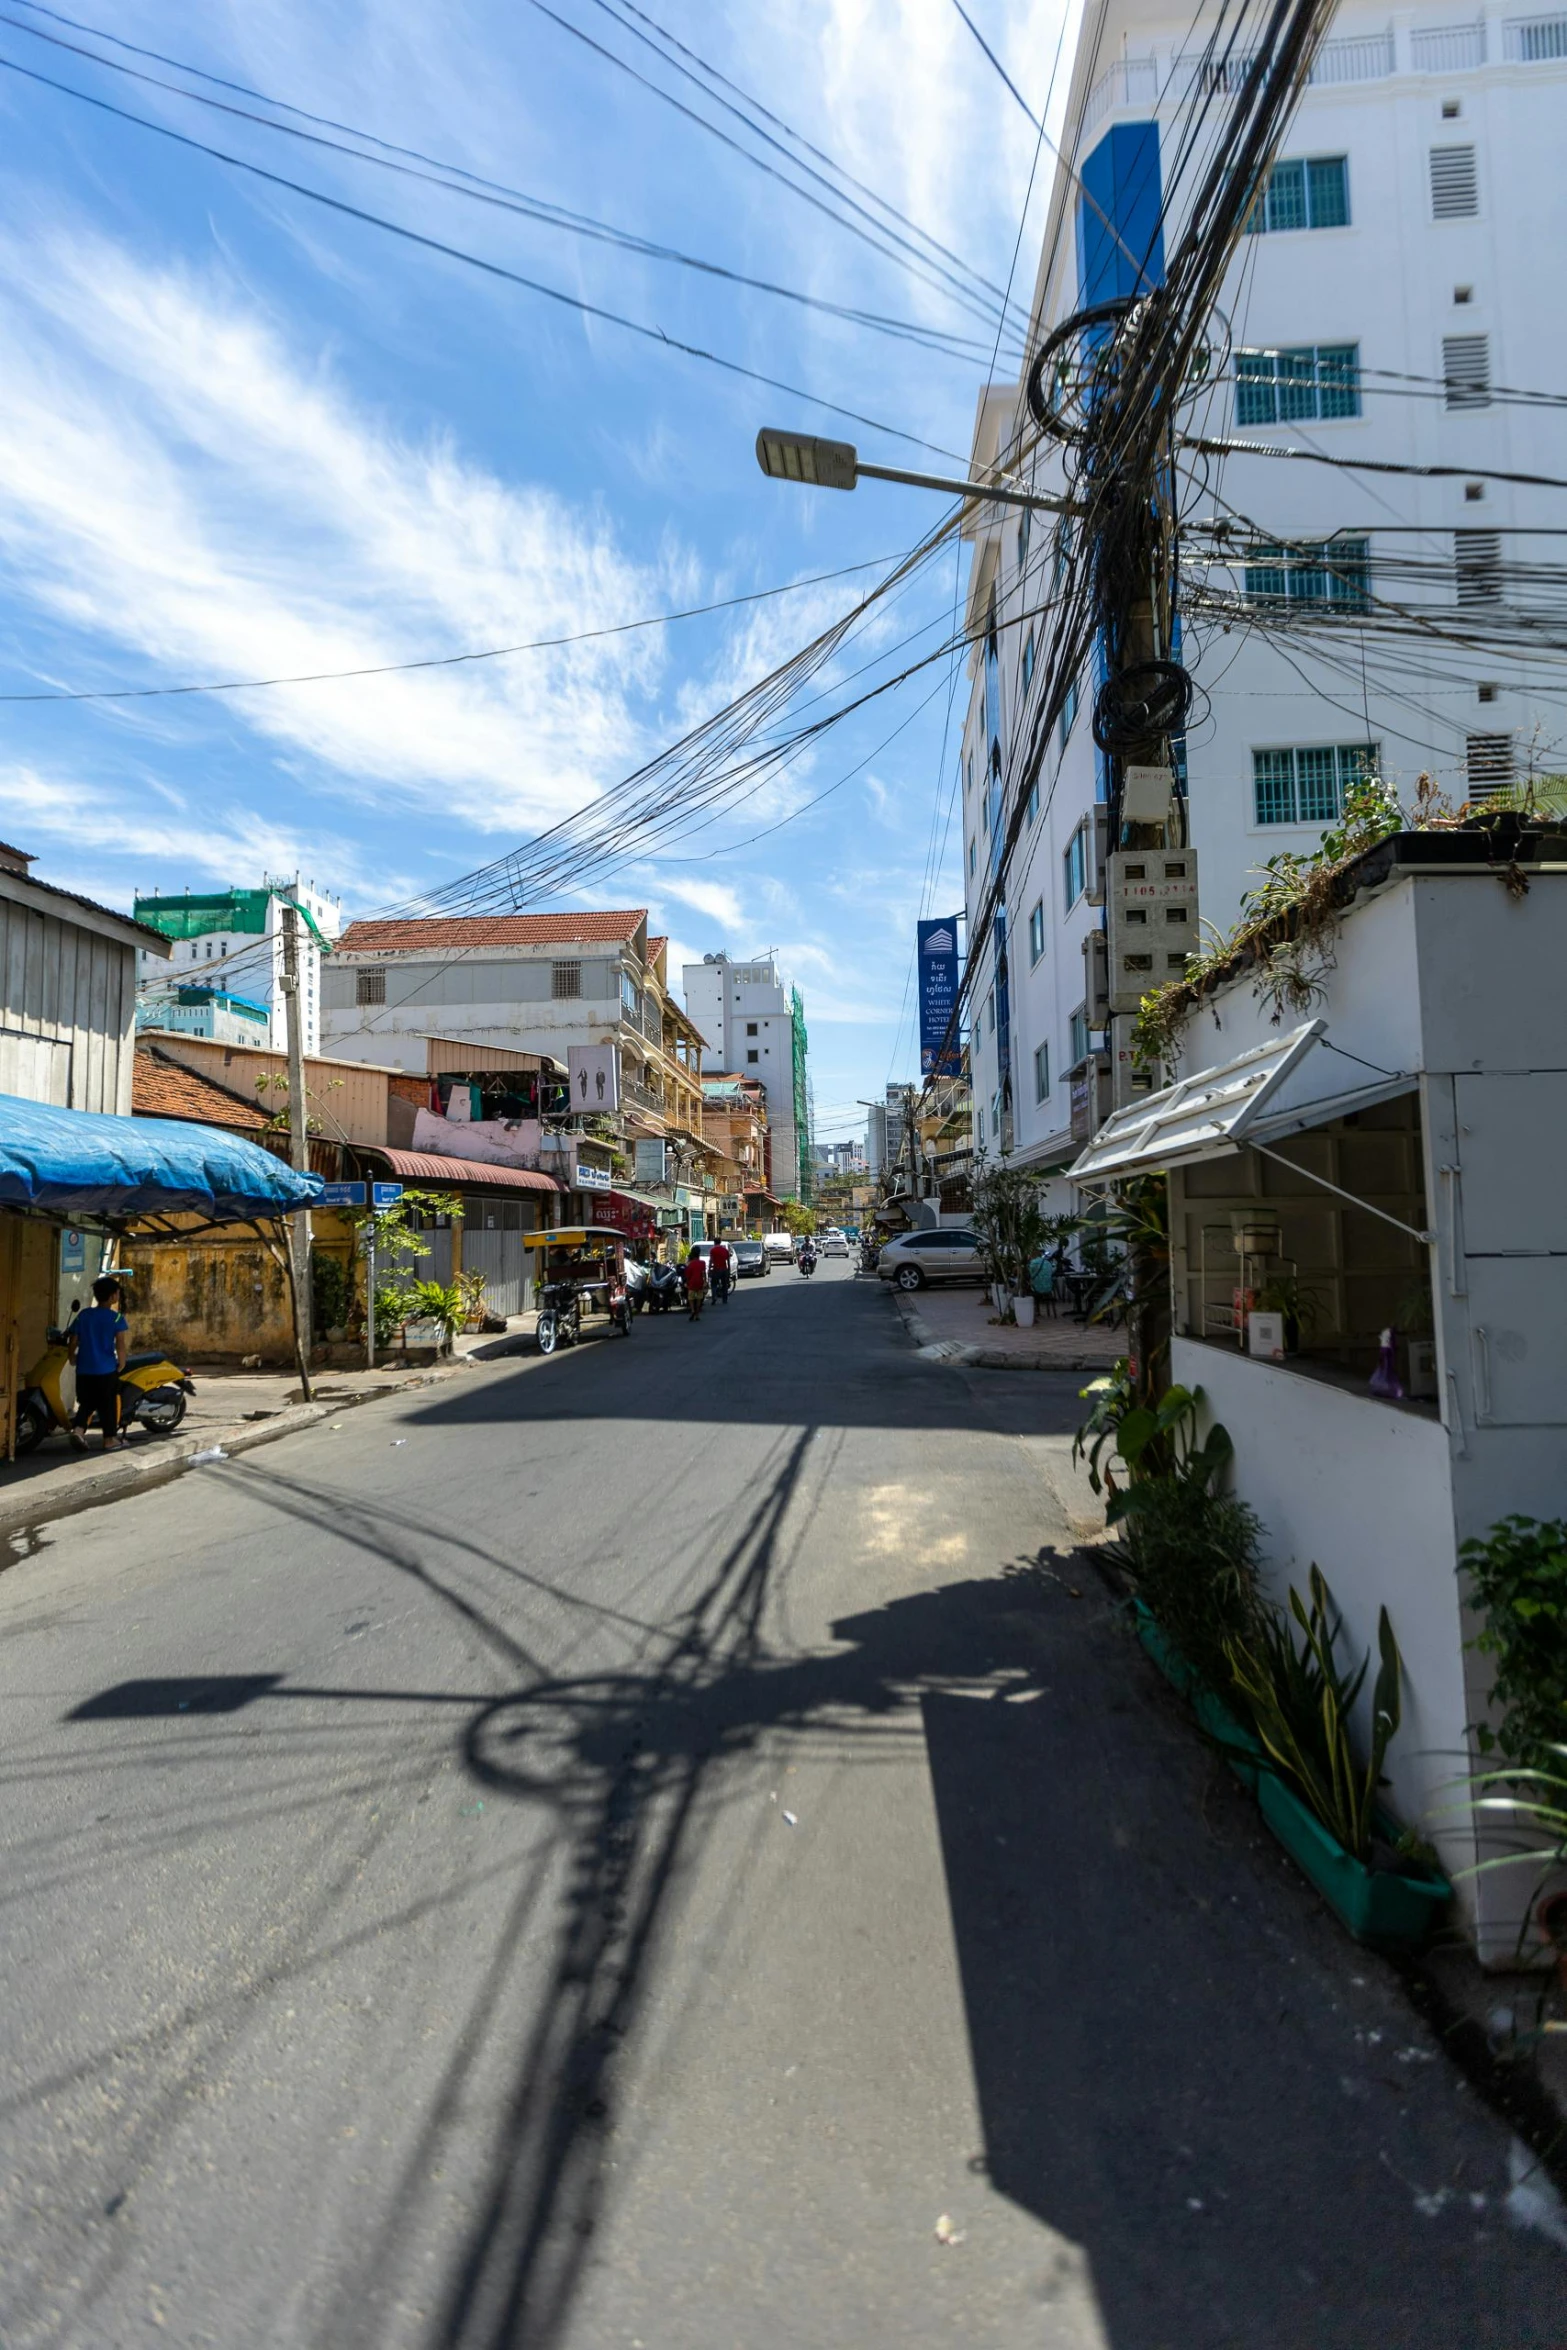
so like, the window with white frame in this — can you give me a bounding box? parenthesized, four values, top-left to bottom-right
(1069, 1005, 1089, 1065)
(985, 988, 996, 1036)
(1033, 1042, 1050, 1102)
(1235, 343, 1360, 424)
(1021, 631, 1035, 692)
(1252, 742, 1381, 825)
(1028, 899, 1045, 963)
(1243, 535, 1369, 611)
(1242, 154, 1349, 232)
(1017, 509, 1031, 570)
(1026, 778, 1039, 826)
(1060, 674, 1079, 749)
(1063, 822, 1089, 909)
(968, 836, 977, 877)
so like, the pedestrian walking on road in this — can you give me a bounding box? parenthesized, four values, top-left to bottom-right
(710, 1237, 732, 1304)
(69, 1273, 129, 1451)
(682, 1251, 707, 1322)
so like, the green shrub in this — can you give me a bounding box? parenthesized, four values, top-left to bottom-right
(1460, 1516, 1567, 1775)
(1116, 1478, 1268, 1700)
(311, 1250, 350, 1336)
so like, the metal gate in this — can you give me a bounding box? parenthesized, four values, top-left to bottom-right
(461, 1198, 532, 1317)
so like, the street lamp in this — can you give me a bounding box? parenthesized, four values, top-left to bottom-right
(755, 427, 1074, 517)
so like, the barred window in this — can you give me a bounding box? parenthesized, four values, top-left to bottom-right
(1244, 535, 1369, 611)
(355, 967, 386, 1006)
(1242, 155, 1349, 233)
(551, 960, 582, 999)
(1253, 742, 1381, 825)
(1236, 343, 1360, 425)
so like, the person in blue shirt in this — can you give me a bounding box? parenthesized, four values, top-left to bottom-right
(69, 1273, 130, 1451)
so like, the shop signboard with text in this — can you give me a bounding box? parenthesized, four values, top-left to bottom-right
(917, 919, 962, 1077)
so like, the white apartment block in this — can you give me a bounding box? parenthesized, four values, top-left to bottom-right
(134, 875, 342, 1055)
(960, 0, 1567, 1183)
(683, 953, 810, 1199)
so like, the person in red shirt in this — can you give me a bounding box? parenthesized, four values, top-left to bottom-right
(682, 1249, 707, 1322)
(710, 1238, 732, 1304)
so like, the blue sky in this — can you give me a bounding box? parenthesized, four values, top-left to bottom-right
(0, 0, 1069, 1142)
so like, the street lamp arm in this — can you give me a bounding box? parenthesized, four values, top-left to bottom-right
(755, 427, 1075, 516)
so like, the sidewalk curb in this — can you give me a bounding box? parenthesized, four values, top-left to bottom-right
(887, 1287, 1114, 1374)
(0, 1358, 477, 1551)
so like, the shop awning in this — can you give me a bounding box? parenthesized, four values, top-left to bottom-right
(368, 1147, 562, 1194)
(1070, 1020, 1418, 1185)
(0, 1091, 322, 1219)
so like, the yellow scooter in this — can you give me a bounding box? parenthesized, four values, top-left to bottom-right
(14, 1307, 195, 1453)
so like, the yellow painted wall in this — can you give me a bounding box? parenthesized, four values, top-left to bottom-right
(118, 1231, 295, 1363)
(0, 1213, 57, 1457)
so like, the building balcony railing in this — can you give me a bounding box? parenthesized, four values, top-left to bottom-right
(623, 1078, 667, 1114)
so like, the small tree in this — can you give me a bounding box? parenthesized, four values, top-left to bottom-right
(969, 1158, 1047, 1296)
(781, 1199, 815, 1239)
(335, 1187, 463, 1342)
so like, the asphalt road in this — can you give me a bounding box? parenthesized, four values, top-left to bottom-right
(0, 1262, 1561, 2349)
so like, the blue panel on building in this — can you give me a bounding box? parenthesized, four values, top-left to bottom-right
(1076, 122, 1166, 309)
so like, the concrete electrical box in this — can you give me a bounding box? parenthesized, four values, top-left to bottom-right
(1106, 847, 1199, 1012)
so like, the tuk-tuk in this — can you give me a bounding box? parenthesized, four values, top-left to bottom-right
(522, 1226, 634, 1354)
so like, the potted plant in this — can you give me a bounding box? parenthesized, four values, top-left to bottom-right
(1226, 1568, 1451, 1946)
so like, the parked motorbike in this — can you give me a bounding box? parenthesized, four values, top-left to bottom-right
(636, 1263, 683, 1315)
(14, 1311, 194, 1452)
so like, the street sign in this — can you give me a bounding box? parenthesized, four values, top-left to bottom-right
(575, 1163, 611, 1191)
(372, 1181, 404, 1208)
(319, 1181, 367, 1207)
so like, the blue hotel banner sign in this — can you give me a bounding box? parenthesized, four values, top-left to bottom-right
(917, 919, 962, 1077)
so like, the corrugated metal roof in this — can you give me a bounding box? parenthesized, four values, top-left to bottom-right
(338, 911, 646, 954)
(369, 1148, 563, 1194)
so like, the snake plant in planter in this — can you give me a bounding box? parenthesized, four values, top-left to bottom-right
(1226, 1567, 1450, 1945)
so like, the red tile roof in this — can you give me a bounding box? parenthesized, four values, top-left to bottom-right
(133, 1045, 270, 1131)
(338, 910, 646, 954)
(371, 1149, 563, 1194)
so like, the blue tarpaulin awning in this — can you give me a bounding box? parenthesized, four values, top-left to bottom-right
(0, 1093, 323, 1220)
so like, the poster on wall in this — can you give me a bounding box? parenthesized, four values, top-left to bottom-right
(567, 1044, 621, 1113)
(917, 919, 962, 1076)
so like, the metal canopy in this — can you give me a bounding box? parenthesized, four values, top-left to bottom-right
(1070, 1021, 1327, 1183)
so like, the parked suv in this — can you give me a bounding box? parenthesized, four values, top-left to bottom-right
(875, 1228, 984, 1291)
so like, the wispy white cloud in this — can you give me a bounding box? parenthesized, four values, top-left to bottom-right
(0, 225, 673, 833)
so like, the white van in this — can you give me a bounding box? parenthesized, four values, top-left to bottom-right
(763, 1231, 795, 1263)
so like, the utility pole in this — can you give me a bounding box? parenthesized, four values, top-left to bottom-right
(279, 902, 313, 1399)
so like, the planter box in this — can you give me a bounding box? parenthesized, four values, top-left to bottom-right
(1013, 1295, 1036, 1328)
(1257, 1772, 1452, 1949)
(1130, 1601, 1262, 1789)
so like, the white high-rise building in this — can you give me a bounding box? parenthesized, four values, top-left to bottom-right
(959, 0, 1567, 1184)
(134, 875, 343, 1055)
(683, 952, 811, 1199)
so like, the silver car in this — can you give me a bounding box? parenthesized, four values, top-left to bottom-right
(876, 1228, 985, 1291)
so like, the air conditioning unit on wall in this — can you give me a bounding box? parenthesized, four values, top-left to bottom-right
(1105, 847, 1199, 1012)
